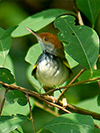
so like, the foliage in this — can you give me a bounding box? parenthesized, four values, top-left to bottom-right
(39, 113, 94, 133)
(76, 0, 100, 27)
(0, 0, 100, 133)
(0, 114, 28, 133)
(54, 15, 99, 71)
(5, 90, 27, 106)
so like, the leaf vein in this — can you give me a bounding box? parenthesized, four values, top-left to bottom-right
(64, 19, 91, 69)
(87, 0, 94, 24)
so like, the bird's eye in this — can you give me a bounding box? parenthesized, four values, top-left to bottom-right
(44, 37, 49, 42)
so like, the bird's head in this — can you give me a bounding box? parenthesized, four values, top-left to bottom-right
(26, 27, 65, 58)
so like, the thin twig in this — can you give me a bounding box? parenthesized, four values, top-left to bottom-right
(77, 11, 84, 25)
(43, 76, 100, 96)
(39, 95, 71, 114)
(0, 81, 100, 120)
(58, 68, 86, 100)
(34, 101, 59, 117)
(57, 77, 100, 92)
(26, 94, 36, 133)
(0, 81, 71, 114)
(66, 104, 100, 120)
(0, 87, 9, 115)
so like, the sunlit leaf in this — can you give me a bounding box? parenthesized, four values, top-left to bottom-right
(77, 97, 100, 114)
(10, 126, 24, 133)
(0, 55, 15, 76)
(0, 26, 17, 39)
(0, 114, 28, 133)
(54, 15, 99, 70)
(0, 28, 12, 64)
(12, 9, 71, 37)
(2, 97, 34, 116)
(5, 90, 27, 106)
(27, 65, 43, 93)
(0, 27, 17, 65)
(65, 53, 79, 68)
(25, 43, 42, 65)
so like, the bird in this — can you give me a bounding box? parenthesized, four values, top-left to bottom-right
(26, 27, 72, 94)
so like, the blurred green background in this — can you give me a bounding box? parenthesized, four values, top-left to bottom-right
(0, 1, 100, 132)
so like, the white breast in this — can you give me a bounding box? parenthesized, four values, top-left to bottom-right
(36, 53, 69, 87)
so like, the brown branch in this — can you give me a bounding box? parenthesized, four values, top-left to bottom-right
(0, 81, 71, 114)
(66, 104, 100, 120)
(26, 94, 36, 133)
(0, 81, 100, 121)
(38, 95, 71, 114)
(58, 77, 100, 91)
(94, 123, 100, 130)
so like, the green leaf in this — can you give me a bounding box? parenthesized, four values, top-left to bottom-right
(92, 126, 100, 133)
(0, 114, 28, 133)
(77, 97, 100, 132)
(54, 15, 99, 70)
(2, 97, 34, 115)
(0, 67, 15, 84)
(65, 53, 79, 68)
(10, 126, 24, 133)
(25, 43, 44, 92)
(0, 55, 15, 75)
(0, 28, 12, 64)
(5, 90, 27, 106)
(22, 107, 55, 133)
(11, 9, 70, 37)
(76, 0, 100, 27)
(40, 113, 94, 133)
(25, 43, 42, 65)
(27, 65, 44, 93)
(77, 97, 100, 114)
(2, 97, 34, 116)
(78, 69, 100, 82)
(0, 26, 17, 40)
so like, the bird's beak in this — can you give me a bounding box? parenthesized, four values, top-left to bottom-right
(25, 27, 42, 41)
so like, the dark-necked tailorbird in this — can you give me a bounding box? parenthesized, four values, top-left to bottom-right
(26, 27, 72, 94)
